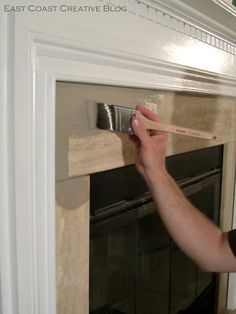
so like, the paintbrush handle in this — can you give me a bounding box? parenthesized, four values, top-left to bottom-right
(136, 111, 222, 141)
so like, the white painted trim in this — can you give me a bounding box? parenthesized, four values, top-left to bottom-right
(157, 0, 236, 41)
(108, 0, 236, 53)
(131, 0, 236, 55)
(213, 0, 236, 17)
(34, 33, 236, 95)
(0, 12, 18, 314)
(14, 19, 37, 314)
(13, 21, 56, 313)
(34, 71, 56, 314)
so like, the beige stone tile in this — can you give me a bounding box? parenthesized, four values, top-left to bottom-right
(56, 176, 89, 314)
(56, 83, 236, 177)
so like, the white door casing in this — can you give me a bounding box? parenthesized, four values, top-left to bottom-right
(0, 11, 18, 314)
(1, 1, 236, 313)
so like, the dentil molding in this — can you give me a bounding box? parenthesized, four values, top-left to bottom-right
(104, 0, 236, 56)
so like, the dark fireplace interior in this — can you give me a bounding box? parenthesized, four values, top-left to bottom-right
(89, 145, 223, 314)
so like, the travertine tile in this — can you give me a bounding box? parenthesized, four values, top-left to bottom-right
(56, 176, 89, 314)
(56, 83, 236, 177)
(68, 94, 236, 176)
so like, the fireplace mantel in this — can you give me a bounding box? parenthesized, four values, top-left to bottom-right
(1, 1, 236, 314)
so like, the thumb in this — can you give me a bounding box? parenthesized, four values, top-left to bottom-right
(131, 116, 150, 146)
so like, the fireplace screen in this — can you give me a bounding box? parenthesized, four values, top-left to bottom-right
(89, 146, 223, 314)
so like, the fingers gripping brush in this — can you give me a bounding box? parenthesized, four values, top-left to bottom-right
(96, 103, 222, 141)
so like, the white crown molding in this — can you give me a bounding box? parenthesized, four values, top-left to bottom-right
(213, 0, 236, 17)
(105, 0, 236, 55)
(35, 32, 236, 96)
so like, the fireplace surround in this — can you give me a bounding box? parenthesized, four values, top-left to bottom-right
(56, 79, 236, 314)
(2, 1, 236, 314)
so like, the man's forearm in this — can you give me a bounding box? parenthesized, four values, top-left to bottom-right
(131, 107, 235, 272)
(146, 170, 236, 272)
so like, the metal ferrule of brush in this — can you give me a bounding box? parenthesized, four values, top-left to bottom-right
(97, 103, 136, 134)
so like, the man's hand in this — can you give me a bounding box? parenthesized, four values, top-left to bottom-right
(131, 105, 168, 184)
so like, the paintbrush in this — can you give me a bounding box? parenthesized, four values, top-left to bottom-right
(96, 103, 222, 141)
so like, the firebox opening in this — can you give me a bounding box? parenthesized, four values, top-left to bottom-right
(89, 145, 223, 314)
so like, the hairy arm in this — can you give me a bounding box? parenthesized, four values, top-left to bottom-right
(131, 105, 236, 272)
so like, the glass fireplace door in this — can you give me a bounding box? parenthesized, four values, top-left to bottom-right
(90, 210, 138, 314)
(90, 146, 222, 314)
